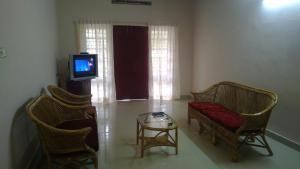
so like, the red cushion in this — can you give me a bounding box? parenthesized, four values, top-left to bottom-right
(189, 102, 244, 131)
(57, 119, 99, 151)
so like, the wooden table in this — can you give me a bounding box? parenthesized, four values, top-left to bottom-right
(136, 112, 178, 157)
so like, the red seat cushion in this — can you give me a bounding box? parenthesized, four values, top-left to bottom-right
(189, 102, 244, 131)
(57, 119, 99, 151)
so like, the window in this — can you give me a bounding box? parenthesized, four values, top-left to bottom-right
(149, 26, 180, 100)
(77, 22, 116, 103)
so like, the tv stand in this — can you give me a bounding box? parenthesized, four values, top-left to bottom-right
(67, 79, 91, 95)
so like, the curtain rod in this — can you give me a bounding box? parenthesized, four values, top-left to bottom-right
(74, 20, 177, 27)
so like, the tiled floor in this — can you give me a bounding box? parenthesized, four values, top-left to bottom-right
(94, 100, 300, 169)
(40, 100, 300, 169)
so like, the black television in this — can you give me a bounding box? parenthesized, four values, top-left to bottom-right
(69, 54, 98, 81)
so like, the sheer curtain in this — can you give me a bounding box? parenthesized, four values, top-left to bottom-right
(76, 21, 116, 103)
(149, 25, 180, 100)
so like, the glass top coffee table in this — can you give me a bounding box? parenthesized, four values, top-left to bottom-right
(136, 112, 178, 157)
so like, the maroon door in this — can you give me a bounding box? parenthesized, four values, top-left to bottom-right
(113, 26, 149, 100)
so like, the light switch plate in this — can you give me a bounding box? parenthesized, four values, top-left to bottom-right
(0, 48, 7, 59)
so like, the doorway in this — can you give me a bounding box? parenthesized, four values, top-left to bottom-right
(113, 25, 149, 100)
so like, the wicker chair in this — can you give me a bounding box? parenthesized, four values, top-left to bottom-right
(47, 85, 92, 106)
(188, 81, 278, 161)
(26, 95, 98, 169)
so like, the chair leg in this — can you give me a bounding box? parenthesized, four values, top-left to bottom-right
(188, 113, 191, 124)
(197, 120, 204, 134)
(212, 132, 217, 145)
(231, 145, 239, 162)
(245, 135, 255, 143)
(261, 134, 273, 156)
(92, 156, 98, 169)
(46, 154, 51, 169)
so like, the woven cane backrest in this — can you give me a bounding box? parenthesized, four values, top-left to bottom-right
(30, 96, 64, 127)
(214, 82, 277, 115)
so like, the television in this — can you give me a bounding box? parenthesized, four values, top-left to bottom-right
(69, 54, 98, 81)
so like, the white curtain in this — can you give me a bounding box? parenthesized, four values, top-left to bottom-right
(149, 25, 180, 100)
(76, 21, 116, 103)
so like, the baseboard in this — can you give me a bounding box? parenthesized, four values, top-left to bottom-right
(266, 129, 300, 152)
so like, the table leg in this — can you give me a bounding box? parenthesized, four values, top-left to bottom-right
(175, 128, 178, 155)
(141, 128, 144, 158)
(136, 120, 139, 145)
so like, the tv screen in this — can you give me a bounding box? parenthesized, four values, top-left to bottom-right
(75, 59, 92, 72)
(70, 54, 98, 81)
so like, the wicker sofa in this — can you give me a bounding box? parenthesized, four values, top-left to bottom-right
(188, 81, 278, 161)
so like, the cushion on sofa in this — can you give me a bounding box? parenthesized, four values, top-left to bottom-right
(189, 102, 244, 131)
(57, 119, 99, 151)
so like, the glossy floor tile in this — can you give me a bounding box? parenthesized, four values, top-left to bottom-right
(93, 100, 300, 169)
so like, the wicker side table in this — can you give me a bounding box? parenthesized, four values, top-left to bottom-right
(136, 112, 178, 157)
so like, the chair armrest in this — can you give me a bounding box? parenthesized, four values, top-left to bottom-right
(55, 93, 92, 106)
(56, 103, 96, 121)
(61, 99, 91, 106)
(65, 93, 92, 102)
(65, 90, 92, 99)
(50, 86, 92, 105)
(237, 111, 271, 132)
(80, 106, 97, 119)
(42, 126, 92, 154)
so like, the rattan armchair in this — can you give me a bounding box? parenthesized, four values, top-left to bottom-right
(26, 95, 98, 169)
(188, 81, 278, 161)
(47, 85, 92, 106)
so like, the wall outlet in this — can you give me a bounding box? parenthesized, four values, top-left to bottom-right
(0, 48, 7, 59)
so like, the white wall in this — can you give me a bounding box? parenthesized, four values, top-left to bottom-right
(0, 0, 58, 168)
(56, 0, 194, 95)
(193, 0, 300, 143)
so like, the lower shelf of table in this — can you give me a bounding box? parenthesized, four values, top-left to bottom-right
(138, 134, 176, 149)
